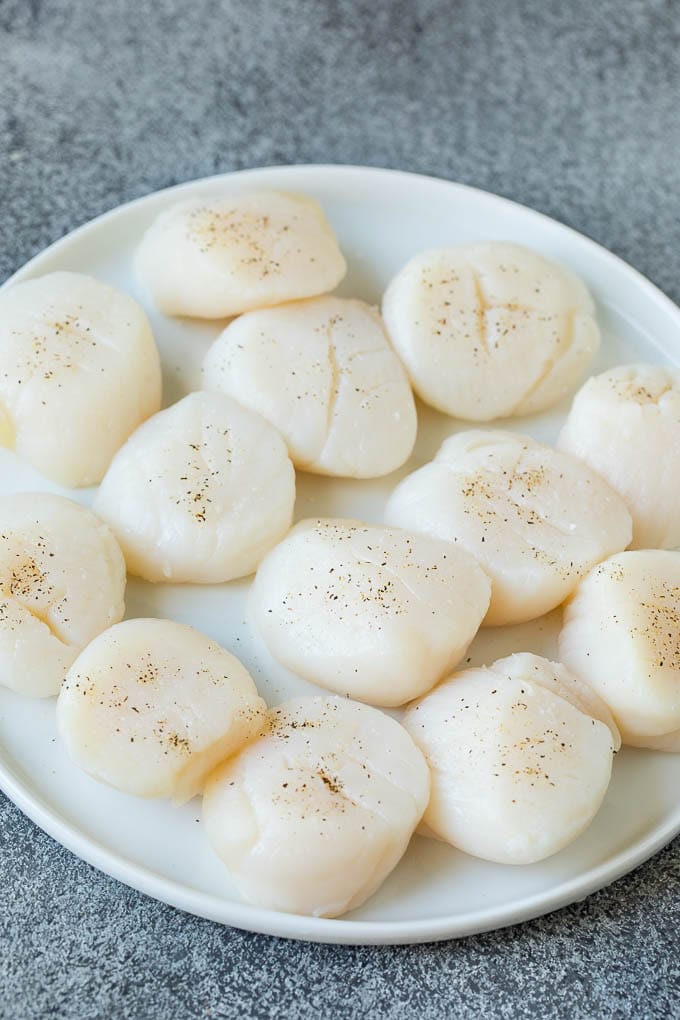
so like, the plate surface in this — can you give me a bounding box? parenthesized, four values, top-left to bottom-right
(1, 165, 679, 945)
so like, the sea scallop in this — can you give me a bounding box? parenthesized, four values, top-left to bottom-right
(94, 391, 295, 584)
(0, 272, 161, 486)
(385, 430, 632, 626)
(382, 242, 599, 421)
(0, 493, 125, 697)
(403, 653, 619, 864)
(57, 618, 266, 802)
(202, 296, 416, 478)
(250, 518, 490, 706)
(136, 190, 346, 319)
(558, 363, 680, 549)
(204, 695, 430, 917)
(559, 550, 680, 750)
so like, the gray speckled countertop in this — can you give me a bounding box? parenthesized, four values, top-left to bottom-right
(1, 1, 679, 1017)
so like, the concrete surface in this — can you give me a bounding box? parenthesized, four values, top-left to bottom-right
(1, 0, 679, 1017)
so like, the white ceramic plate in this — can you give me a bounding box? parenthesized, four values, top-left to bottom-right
(1, 165, 679, 946)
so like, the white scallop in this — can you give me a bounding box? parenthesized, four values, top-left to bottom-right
(0, 493, 126, 698)
(559, 550, 680, 750)
(0, 272, 162, 486)
(202, 297, 417, 478)
(57, 618, 267, 803)
(403, 653, 620, 865)
(382, 242, 599, 421)
(203, 695, 430, 918)
(385, 430, 632, 626)
(250, 518, 490, 707)
(558, 363, 680, 549)
(136, 190, 347, 319)
(94, 391, 295, 584)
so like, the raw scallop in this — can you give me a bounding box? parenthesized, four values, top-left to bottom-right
(385, 430, 632, 626)
(57, 618, 266, 802)
(558, 363, 680, 549)
(203, 695, 430, 917)
(136, 190, 346, 318)
(0, 272, 161, 486)
(94, 391, 295, 584)
(0, 493, 125, 697)
(250, 518, 490, 706)
(559, 550, 680, 750)
(202, 296, 416, 478)
(403, 653, 620, 864)
(382, 242, 598, 421)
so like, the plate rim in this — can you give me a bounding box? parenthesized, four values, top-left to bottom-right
(2, 163, 680, 945)
(3, 744, 678, 945)
(5, 163, 680, 321)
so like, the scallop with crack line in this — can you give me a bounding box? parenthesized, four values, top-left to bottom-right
(203, 695, 430, 917)
(202, 296, 417, 478)
(0, 493, 126, 698)
(382, 242, 599, 421)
